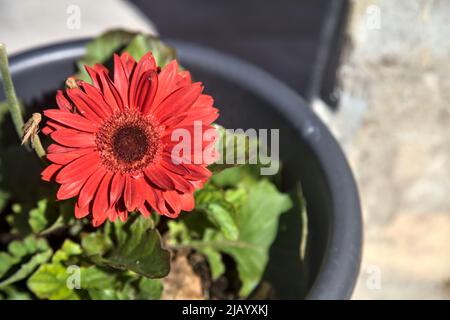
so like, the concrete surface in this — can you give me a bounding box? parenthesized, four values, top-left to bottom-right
(315, 0, 450, 299)
(0, 0, 156, 54)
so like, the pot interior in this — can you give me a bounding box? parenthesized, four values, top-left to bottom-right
(1, 42, 334, 299)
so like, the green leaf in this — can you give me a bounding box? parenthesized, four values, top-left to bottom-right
(224, 187, 248, 206)
(76, 30, 177, 82)
(80, 266, 115, 289)
(27, 263, 79, 300)
(167, 219, 191, 244)
(200, 247, 225, 280)
(195, 184, 239, 241)
(0, 236, 52, 288)
(219, 180, 292, 296)
(81, 232, 112, 257)
(86, 276, 162, 300)
(170, 170, 292, 296)
(202, 202, 238, 241)
(211, 164, 264, 189)
(27, 240, 114, 300)
(52, 240, 82, 264)
(0, 250, 53, 288)
(0, 253, 18, 279)
(28, 199, 49, 233)
(87, 288, 121, 300)
(187, 179, 291, 297)
(123, 34, 177, 65)
(28, 259, 115, 300)
(136, 278, 163, 300)
(95, 216, 170, 279)
(209, 125, 260, 174)
(87, 276, 135, 300)
(0, 285, 32, 300)
(76, 29, 136, 81)
(210, 166, 245, 187)
(83, 30, 135, 62)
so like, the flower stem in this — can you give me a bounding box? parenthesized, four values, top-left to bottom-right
(32, 135, 46, 159)
(0, 43, 46, 160)
(0, 43, 23, 137)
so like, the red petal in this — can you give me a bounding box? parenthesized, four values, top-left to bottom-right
(47, 144, 77, 154)
(114, 53, 129, 106)
(56, 90, 73, 112)
(109, 173, 125, 207)
(41, 164, 62, 182)
(55, 152, 100, 184)
(162, 190, 181, 218)
(169, 107, 219, 128)
(128, 52, 157, 110)
(108, 205, 127, 223)
(153, 60, 182, 107)
(153, 83, 202, 119)
(192, 94, 213, 109)
(179, 192, 195, 211)
(97, 70, 123, 112)
(85, 65, 103, 89)
(44, 120, 66, 131)
(79, 83, 112, 118)
(56, 178, 86, 200)
(182, 164, 212, 180)
(137, 71, 158, 114)
(120, 52, 136, 77)
(75, 203, 90, 219)
(66, 88, 104, 124)
(138, 202, 153, 217)
(92, 210, 110, 227)
(160, 156, 190, 175)
(50, 129, 95, 148)
(166, 171, 194, 193)
(77, 166, 106, 208)
(141, 180, 158, 209)
(144, 167, 175, 190)
(153, 189, 170, 215)
(178, 70, 192, 85)
(124, 176, 144, 211)
(117, 205, 128, 222)
(41, 126, 54, 135)
(162, 122, 211, 140)
(190, 180, 205, 190)
(43, 109, 98, 133)
(47, 147, 95, 165)
(108, 207, 118, 222)
(92, 172, 112, 226)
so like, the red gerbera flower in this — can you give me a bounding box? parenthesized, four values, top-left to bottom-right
(41, 52, 219, 226)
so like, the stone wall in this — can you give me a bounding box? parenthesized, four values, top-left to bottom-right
(318, 0, 450, 299)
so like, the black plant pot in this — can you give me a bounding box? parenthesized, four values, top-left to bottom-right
(3, 39, 362, 299)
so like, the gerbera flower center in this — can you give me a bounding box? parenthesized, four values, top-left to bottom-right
(112, 126, 149, 163)
(95, 110, 163, 174)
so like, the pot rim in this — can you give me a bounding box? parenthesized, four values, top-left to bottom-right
(7, 38, 362, 299)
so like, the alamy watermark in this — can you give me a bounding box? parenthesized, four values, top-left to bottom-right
(66, 265, 81, 289)
(66, 5, 81, 30)
(170, 121, 280, 175)
(365, 265, 382, 290)
(365, 5, 381, 30)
